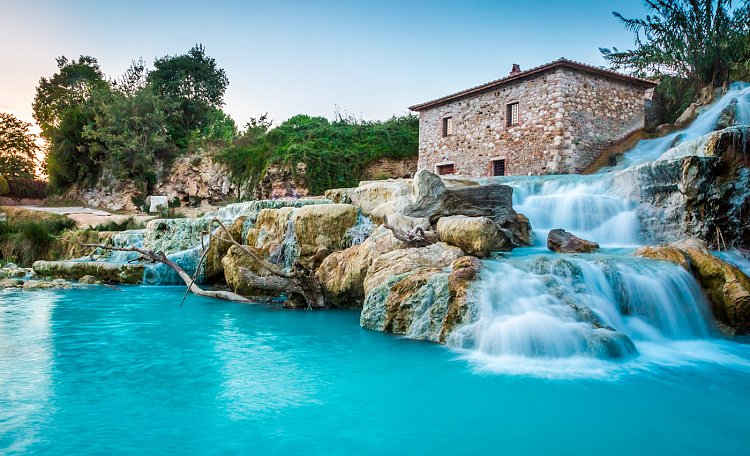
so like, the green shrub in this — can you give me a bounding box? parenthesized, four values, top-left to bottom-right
(5, 178, 48, 199)
(0, 176, 9, 196)
(0, 217, 76, 266)
(215, 114, 418, 195)
(92, 217, 143, 231)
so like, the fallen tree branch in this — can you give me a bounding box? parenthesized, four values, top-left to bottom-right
(206, 218, 326, 309)
(77, 240, 251, 303)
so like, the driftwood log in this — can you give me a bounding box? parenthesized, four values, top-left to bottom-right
(77, 217, 326, 309)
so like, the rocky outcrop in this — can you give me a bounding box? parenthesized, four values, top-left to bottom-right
(617, 126, 750, 248)
(547, 229, 599, 253)
(292, 204, 358, 268)
(144, 218, 213, 254)
(155, 153, 237, 205)
(221, 245, 273, 297)
(254, 162, 309, 200)
(403, 170, 514, 224)
(360, 255, 481, 342)
(64, 178, 140, 212)
(32, 260, 144, 284)
(361, 156, 417, 180)
(635, 239, 750, 335)
(436, 215, 514, 257)
(315, 226, 403, 308)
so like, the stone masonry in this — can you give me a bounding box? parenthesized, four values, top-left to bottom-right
(410, 59, 657, 176)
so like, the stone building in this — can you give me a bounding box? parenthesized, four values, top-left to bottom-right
(409, 58, 657, 176)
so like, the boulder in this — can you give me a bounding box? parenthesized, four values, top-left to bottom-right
(547, 229, 599, 253)
(635, 239, 750, 335)
(245, 208, 295, 258)
(292, 204, 358, 267)
(315, 226, 403, 308)
(78, 275, 101, 285)
(360, 255, 482, 342)
(364, 242, 464, 296)
(436, 215, 514, 257)
(148, 195, 169, 214)
(32, 260, 144, 284)
(716, 98, 737, 130)
(0, 278, 20, 288)
(402, 170, 518, 227)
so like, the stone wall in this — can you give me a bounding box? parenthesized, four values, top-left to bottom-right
(416, 67, 647, 176)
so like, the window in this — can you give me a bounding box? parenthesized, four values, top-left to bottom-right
(491, 159, 506, 176)
(506, 102, 519, 126)
(442, 117, 453, 137)
(436, 163, 456, 175)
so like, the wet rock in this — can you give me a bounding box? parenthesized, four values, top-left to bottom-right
(0, 278, 21, 288)
(436, 215, 514, 257)
(316, 226, 403, 308)
(22, 278, 75, 290)
(221, 245, 273, 297)
(547, 229, 599, 253)
(715, 98, 737, 130)
(32, 260, 144, 284)
(245, 208, 295, 258)
(78, 275, 100, 285)
(635, 239, 750, 335)
(360, 255, 482, 342)
(2, 263, 18, 269)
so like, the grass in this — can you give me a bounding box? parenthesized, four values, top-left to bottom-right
(0, 208, 77, 267)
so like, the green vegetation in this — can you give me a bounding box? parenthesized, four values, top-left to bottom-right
(0, 112, 39, 178)
(216, 114, 418, 195)
(3, 178, 48, 199)
(0, 176, 8, 196)
(36, 45, 231, 194)
(91, 217, 143, 232)
(0, 208, 76, 266)
(601, 0, 750, 123)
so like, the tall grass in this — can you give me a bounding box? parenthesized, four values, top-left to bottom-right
(0, 217, 76, 266)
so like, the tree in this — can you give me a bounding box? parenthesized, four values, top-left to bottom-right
(147, 44, 229, 145)
(601, 0, 750, 86)
(86, 84, 169, 192)
(45, 104, 100, 190)
(0, 113, 39, 178)
(32, 56, 106, 140)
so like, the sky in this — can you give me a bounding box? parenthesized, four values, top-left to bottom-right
(0, 0, 649, 129)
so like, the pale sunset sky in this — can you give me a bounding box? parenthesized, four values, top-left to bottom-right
(1, 0, 648, 129)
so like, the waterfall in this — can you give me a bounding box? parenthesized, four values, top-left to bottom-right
(447, 83, 750, 375)
(344, 211, 375, 248)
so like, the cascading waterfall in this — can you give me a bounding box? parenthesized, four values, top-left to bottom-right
(449, 83, 750, 375)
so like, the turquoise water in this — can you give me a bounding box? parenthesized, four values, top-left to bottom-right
(2, 286, 750, 455)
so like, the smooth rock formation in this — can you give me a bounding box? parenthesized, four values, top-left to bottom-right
(32, 260, 144, 284)
(292, 204, 358, 267)
(635, 239, 750, 335)
(363, 242, 464, 297)
(547, 229, 599, 253)
(48, 230, 115, 260)
(221, 245, 273, 297)
(315, 226, 403, 308)
(78, 275, 101, 284)
(436, 215, 514, 257)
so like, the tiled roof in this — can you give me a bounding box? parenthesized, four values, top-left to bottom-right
(408, 58, 658, 111)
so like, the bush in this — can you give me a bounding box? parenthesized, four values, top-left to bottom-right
(92, 217, 143, 231)
(215, 114, 418, 195)
(5, 178, 48, 199)
(0, 176, 9, 196)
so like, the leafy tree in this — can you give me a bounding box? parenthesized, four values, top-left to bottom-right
(147, 44, 229, 145)
(32, 56, 106, 140)
(0, 112, 39, 178)
(45, 104, 100, 190)
(601, 0, 750, 86)
(86, 84, 169, 191)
